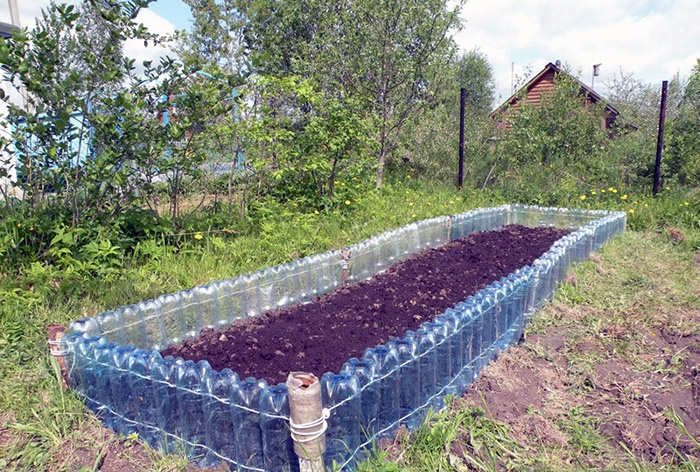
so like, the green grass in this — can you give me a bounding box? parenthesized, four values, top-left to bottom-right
(0, 179, 699, 470)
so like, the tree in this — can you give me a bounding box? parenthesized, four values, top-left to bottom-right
(454, 49, 496, 112)
(175, 0, 247, 74)
(322, 0, 464, 188)
(490, 72, 611, 200)
(0, 1, 153, 223)
(183, 0, 464, 190)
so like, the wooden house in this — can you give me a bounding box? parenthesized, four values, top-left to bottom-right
(491, 61, 621, 132)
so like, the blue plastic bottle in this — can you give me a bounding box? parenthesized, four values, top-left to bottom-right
(438, 310, 464, 396)
(260, 383, 298, 472)
(149, 355, 177, 451)
(72, 335, 105, 412)
(340, 357, 379, 444)
(388, 334, 421, 430)
(362, 344, 400, 438)
(455, 302, 474, 388)
(413, 326, 436, 420)
(321, 371, 361, 469)
(92, 342, 118, 430)
(232, 377, 268, 470)
(200, 368, 239, 467)
(426, 319, 450, 411)
(128, 350, 162, 448)
(177, 359, 211, 460)
(110, 345, 137, 436)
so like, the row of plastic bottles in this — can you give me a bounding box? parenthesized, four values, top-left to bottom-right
(64, 206, 627, 471)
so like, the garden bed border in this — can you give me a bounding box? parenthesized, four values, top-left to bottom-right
(60, 204, 626, 471)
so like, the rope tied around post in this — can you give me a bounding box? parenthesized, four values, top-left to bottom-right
(286, 372, 327, 472)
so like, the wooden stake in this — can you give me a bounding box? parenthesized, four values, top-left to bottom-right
(286, 372, 326, 472)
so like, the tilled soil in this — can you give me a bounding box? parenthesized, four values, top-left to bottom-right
(161, 224, 570, 385)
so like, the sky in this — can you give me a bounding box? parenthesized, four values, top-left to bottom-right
(3, 0, 700, 107)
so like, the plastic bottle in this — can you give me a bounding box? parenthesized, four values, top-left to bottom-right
(258, 267, 278, 313)
(413, 326, 436, 420)
(92, 342, 119, 431)
(149, 355, 178, 451)
(388, 334, 421, 430)
(209, 280, 234, 327)
(195, 283, 221, 331)
(454, 302, 474, 388)
(362, 344, 400, 438)
(340, 357, 379, 443)
(322, 371, 361, 469)
(177, 359, 211, 460)
(426, 319, 450, 410)
(128, 350, 162, 449)
(438, 310, 464, 396)
(179, 288, 203, 339)
(200, 368, 239, 467)
(136, 298, 167, 351)
(110, 345, 138, 437)
(160, 292, 186, 346)
(71, 335, 105, 412)
(242, 273, 262, 318)
(260, 383, 298, 472)
(232, 377, 268, 470)
(119, 305, 149, 349)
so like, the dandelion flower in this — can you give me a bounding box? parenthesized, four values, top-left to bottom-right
(406, 175, 412, 179)
(628, 209, 635, 214)
(344, 200, 351, 205)
(684, 201, 690, 206)
(608, 187, 614, 191)
(314, 210, 320, 215)
(621, 194, 628, 200)
(408, 202, 414, 207)
(411, 213, 416, 218)
(601, 189, 606, 193)
(590, 190, 596, 195)
(194, 233, 203, 240)
(579, 195, 586, 201)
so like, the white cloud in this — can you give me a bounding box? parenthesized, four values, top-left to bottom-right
(1, 1, 176, 71)
(455, 0, 700, 107)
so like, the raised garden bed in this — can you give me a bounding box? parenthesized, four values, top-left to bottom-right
(61, 205, 626, 472)
(162, 225, 570, 385)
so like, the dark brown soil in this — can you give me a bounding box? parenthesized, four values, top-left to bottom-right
(161, 225, 570, 385)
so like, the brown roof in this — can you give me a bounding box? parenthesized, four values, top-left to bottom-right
(491, 62, 620, 118)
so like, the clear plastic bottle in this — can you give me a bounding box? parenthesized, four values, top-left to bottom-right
(128, 349, 162, 449)
(413, 326, 436, 420)
(454, 301, 474, 387)
(232, 377, 268, 470)
(93, 342, 119, 431)
(179, 289, 203, 339)
(160, 292, 186, 346)
(340, 357, 379, 442)
(260, 383, 298, 472)
(427, 319, 450, 410)
(72, 335, 105, 413)
(200, 368, 239, 467)
(149, 355, 178, 451)
(177, 359, 211, 460)
(388, 334, 421, 430)
(437, 310, 464, 396)
(362, 344, 400, 438)
(321, 371, 361, 469)
(110, 345, 137, 436)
